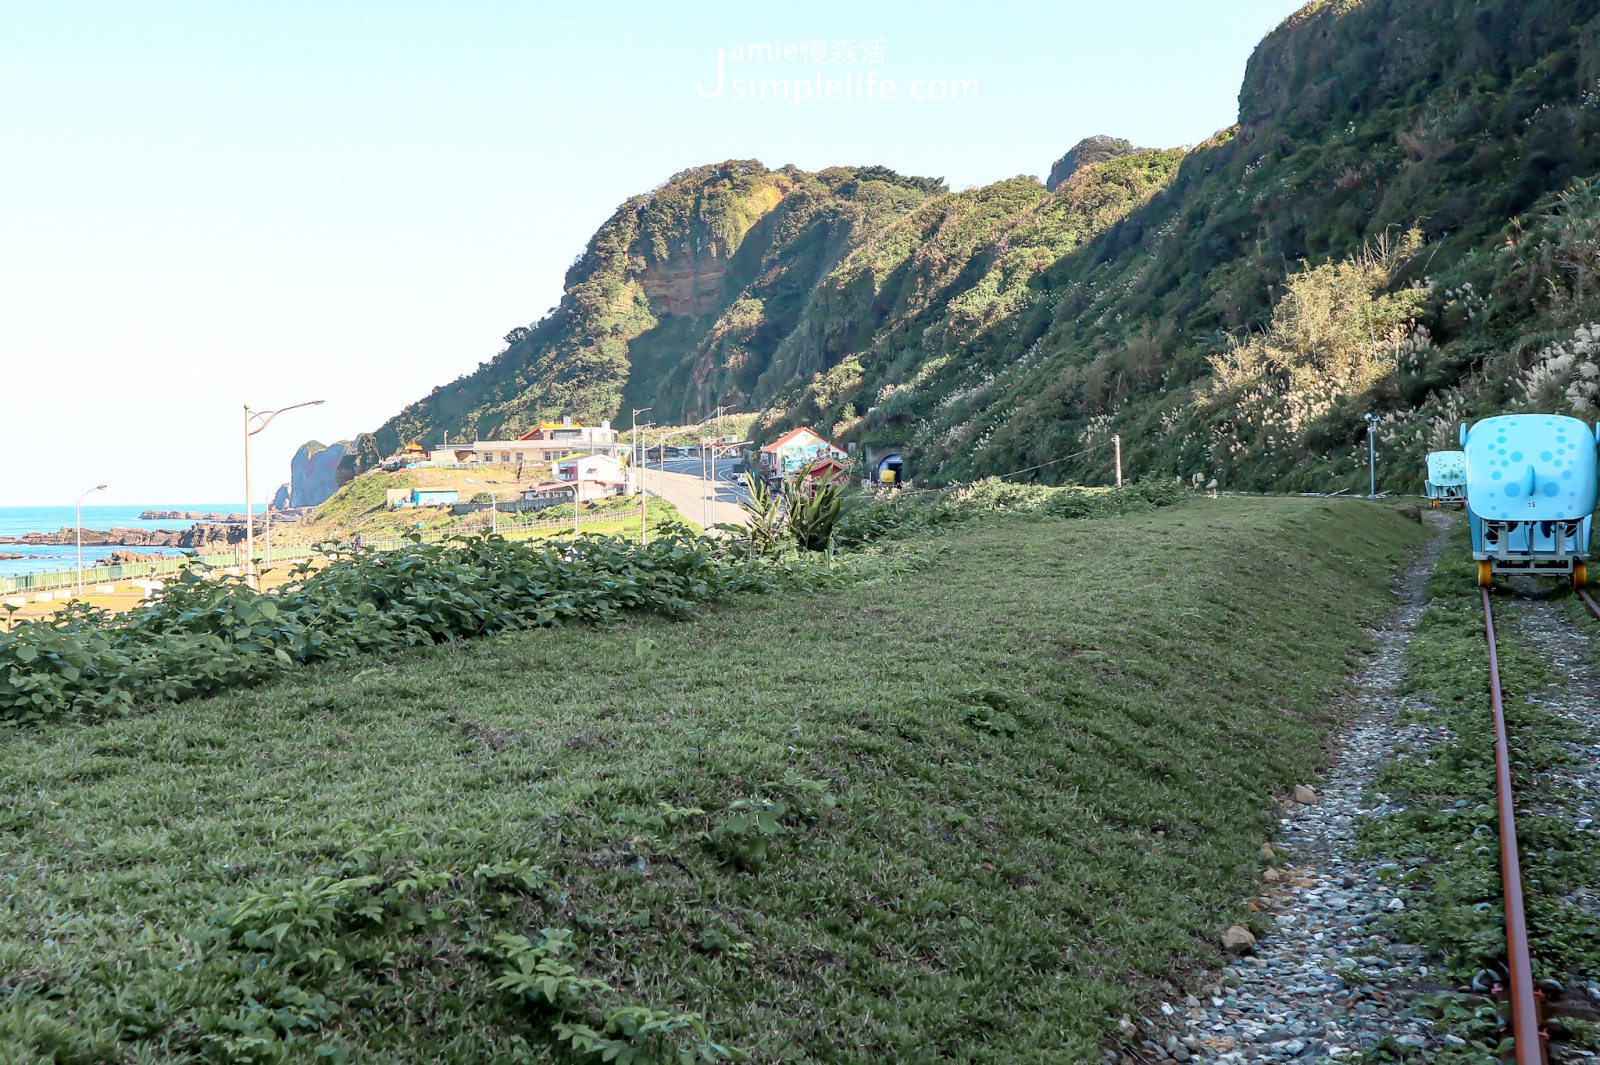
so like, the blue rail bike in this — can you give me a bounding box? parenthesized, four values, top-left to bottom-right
(1461, 414, 1599, 588)
(1423, 449, 1467, 508)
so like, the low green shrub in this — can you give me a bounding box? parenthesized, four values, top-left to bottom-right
(832, 476, 1191, 548)
(0, 527, 847, 724)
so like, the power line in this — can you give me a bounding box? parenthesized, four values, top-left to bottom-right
(994, 440, 1106, 482)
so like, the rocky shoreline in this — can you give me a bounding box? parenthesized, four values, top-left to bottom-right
(0, 525, 239, 548)
(137, 510, 246, 522)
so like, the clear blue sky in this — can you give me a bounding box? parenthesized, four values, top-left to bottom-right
(0, 0, 1305, 505)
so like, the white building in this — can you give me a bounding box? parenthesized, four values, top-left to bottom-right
(522, 478, 624, 504)
(555, 453, 624, 483)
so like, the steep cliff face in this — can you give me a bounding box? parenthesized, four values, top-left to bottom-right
(1046, 136, 1139, 192)
(373, 163, 941, 452)
(375, 0, 1600, 492)
(289, 441, 348, 508)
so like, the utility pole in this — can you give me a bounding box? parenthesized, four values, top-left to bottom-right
(701, 437, 712, 530)
(76, 483, 107, 598)
(465, 478, 498, 535)
(244, 399, 324, 589)
(1365, 413, 1379, 498)
(1113, 435, 1123, 488)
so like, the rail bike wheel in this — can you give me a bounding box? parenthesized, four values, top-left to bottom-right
(1575, 561, 1589, 589)
(1478, 561, 1494, 588)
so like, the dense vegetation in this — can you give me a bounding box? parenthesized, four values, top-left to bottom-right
(0, 496, 1426, 1062)
(372, 0, 1600, 497)
(0, 530, 860, 725)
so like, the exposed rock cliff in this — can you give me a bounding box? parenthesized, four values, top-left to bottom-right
(290, 440, 347, 508)
(1045, 136, 1139, 191)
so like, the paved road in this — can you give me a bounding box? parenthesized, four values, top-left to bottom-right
(640, 457, 750, 529)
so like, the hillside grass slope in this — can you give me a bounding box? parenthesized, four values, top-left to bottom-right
(1, 498, 1427, 1062)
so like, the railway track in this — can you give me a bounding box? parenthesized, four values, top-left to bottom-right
(1481, 588, 1543, 1064)
(1482, 585, 1600, 1065)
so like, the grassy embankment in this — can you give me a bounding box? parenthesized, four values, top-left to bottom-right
(0, 497, 1425, 1062)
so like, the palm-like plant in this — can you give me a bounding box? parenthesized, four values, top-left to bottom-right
(786, 478, 843, 552)
(735, 473, 786, 555)
(784, 460, 846, 552)
(730, 463, 847, 553)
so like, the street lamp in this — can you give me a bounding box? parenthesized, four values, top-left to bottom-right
(245, 400, 324, 589)
(465, 477, 498, 535)
(632, 411, 653, 545)
(630, 407, 652, 493)
(1364, 412, 1380, 499)
(76, 483, 107, 598)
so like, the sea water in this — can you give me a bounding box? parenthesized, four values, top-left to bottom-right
(0, 505, 259, 579)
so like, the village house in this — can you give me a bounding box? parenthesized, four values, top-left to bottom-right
(800, 455, 850, 487)
(470, 418, 622, 467)
(554, 453, 624, 483)
(757, 427, 849, 482)
(386, 487, 460, 508)
(521, 478, 623, 504)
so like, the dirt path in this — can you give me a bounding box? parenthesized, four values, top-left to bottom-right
(1145, 524, 1600, 1065)
(1153, 516, 1456, 1063)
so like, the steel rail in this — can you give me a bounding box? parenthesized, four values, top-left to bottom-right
(1579, 586, 1600, 622)
(1482, 588, 1546, 1065)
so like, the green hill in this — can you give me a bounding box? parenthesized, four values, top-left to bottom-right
(376, 0, 1600, 493)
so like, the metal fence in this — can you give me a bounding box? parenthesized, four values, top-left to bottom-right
(0, 504, 649, 598)
(0, 544, 309, 596)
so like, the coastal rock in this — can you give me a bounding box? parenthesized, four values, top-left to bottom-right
(104, 549, 176, 565)
(291, 440, 348, 508)
(0, 524, 249, 549)
(138, 510, 245, 522)
(289, 435, 379, 508)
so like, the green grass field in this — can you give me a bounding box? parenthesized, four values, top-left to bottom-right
(0, 497, 1427, 1063)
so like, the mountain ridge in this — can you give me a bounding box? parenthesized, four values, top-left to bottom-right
(369, 0, 1600, 494)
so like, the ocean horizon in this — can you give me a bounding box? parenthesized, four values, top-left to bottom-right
(0, 504, 261, 579)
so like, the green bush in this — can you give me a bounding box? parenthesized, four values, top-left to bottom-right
(0, 528, 839, 724)
(832, 477, 1190, 548)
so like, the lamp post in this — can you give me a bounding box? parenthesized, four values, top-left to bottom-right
(1364, 412, 1380, 499)
(245, 400, 324, 589)
(571, 458, 584, 538)
(465, 478, 498, 535)
(632, 409, 653, 545)
(76, 483, 107, 598)
(630, 407, 652, 495)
